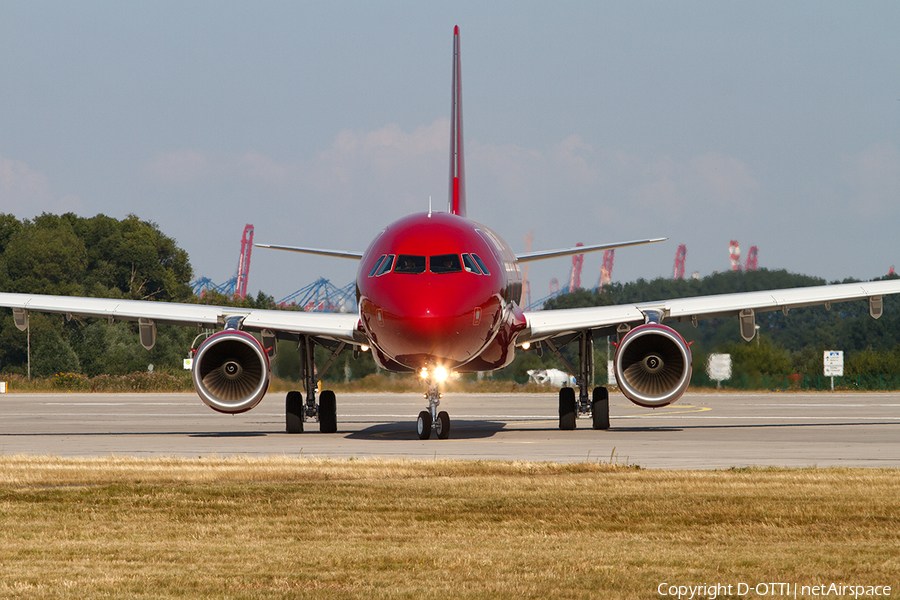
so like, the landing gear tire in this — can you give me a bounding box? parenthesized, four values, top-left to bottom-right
(417, 410, 432, 440)
(286, 391, 304, 433)
(591, 386, 610, 430)
(559, 387, 576, 430)
(435, 411, 450, 440)
(319, 390, 337, 433)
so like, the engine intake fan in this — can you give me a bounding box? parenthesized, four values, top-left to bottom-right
(192, 330, 270, 414)
(614, 323, 692, 408)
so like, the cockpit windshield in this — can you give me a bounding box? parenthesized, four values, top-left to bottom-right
(394, 255, 426, 274)
(470, 253, 490, 275)
(429, 253, 463, 274)
(368, 255, 387, 277)
(461, 253, 481, 274)
(368, 252, 488, 276)
(374, 254, 395, 276)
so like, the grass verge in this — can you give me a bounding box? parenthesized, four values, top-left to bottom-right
(0, 456, 897, 599)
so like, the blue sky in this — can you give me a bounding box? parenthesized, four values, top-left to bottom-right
(2, 2, 899, 302)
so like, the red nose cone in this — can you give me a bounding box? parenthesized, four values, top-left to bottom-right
(360, 277, 501, 368)
(356, 211, 509, 370)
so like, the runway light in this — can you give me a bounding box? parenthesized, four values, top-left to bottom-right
(434, 366, 448, 382)
(522, 342, 531, 351)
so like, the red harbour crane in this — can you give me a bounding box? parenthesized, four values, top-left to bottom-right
(745, 246, 758, 271)
(236, 224, 254, 299)
(729, 240, 741, 271)
(190, 224, 255, 298)
(568, 242, 584, 291)
(598, 249, 615, 290)
(673, 244, 687, 279)
(522, 231, 534, 308)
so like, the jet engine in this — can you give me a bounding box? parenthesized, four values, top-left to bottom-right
(191, 330, 270, 414)
(614, 323, 692, 408)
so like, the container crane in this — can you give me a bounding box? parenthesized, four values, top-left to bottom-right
(568, 243, 584, 291)
(729, 240, 741, 271)
(597, 249, 614, 290)
(745, 246, 758, 271)
(522, 231, 534, 308)
(236, 225, 254, 299)
(278, 278, 355, 312)
(673, 244, 686, 279)
(190, 224, 254, 299)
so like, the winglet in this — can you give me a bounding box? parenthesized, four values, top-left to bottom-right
(448, 25, 466, 217)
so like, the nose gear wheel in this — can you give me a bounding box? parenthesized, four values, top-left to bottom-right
(417, 380, 451, 439)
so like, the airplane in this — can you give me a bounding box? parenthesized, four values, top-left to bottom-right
(2, 26, 900, 440)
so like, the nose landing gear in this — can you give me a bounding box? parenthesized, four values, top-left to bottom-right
(417, 380, 450, 440)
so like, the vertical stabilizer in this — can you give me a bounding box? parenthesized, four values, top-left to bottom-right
(448, 25, 466, 217)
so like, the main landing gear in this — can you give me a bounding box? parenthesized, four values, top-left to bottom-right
(557, 385, 609, 431)
(417, 379, 450, 440)
(286, 335, 343, 434)
(544, 329, 611, 431)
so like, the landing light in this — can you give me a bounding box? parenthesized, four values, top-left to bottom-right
(360, 345, 369, 352)
(521, 342, 531, 351)
(419, 366, 450, 382)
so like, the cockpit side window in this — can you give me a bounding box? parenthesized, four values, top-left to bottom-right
(471, 253, 491, 275)
(394, 255, 426, 274)
(429, 253, 463, 274)
(461, 253, 482, 274)
(375, 254, 395, 276)
(368, 255, 387, 277)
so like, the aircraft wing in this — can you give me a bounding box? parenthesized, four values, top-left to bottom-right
(254, 244, 364, 260)
(0, 293, 362, 344)
(520, 279, 900, 343)
(516, 237, 666, 263)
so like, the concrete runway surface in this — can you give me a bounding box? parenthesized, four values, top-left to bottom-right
(1, 391, 899, 469)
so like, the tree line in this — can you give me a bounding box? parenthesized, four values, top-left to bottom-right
(512, 268, 900, 386)
(0, 213, 266, 378)
(1, 212, 898, 387)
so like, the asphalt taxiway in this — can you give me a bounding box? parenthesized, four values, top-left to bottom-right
(1, 391, 899, 469)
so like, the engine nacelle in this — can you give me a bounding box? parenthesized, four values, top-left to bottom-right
(191, 330, 270, 414)
(614, 323, 692, 408)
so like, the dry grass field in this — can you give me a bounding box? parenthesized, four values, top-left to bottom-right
(0, 456, 897, 599)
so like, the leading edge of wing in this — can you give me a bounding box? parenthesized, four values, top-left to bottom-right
(0, 293, 362, 344)
(242, 309, 362, 342)
(516, 237, 666, 263)
(520, 278, 900, 343)
(254, 244, 364, 260)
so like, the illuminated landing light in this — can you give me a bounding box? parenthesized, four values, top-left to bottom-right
(360, 345, 369, 352)
(419, 366, 450, 382)
(521, 342, 531, 351)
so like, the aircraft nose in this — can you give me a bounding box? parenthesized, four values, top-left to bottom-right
(360, 280, 501, 366)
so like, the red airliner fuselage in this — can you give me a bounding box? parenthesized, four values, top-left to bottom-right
(357, 212, 526, 374)
(247, 27, 663, 438)
(354, 27, 530, 379)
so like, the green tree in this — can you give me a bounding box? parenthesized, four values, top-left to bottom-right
(72, 213, 193, 301)
(0, 213, 198, 375)
(722, 337, 792, 378)
(274, 341, 302, 381)
(32, 329, 81, 377)
(846, 348, 900, 376)
(3, 219, 88, 296)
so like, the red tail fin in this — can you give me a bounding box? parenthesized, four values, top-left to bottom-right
(448, 25, 466, 217)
